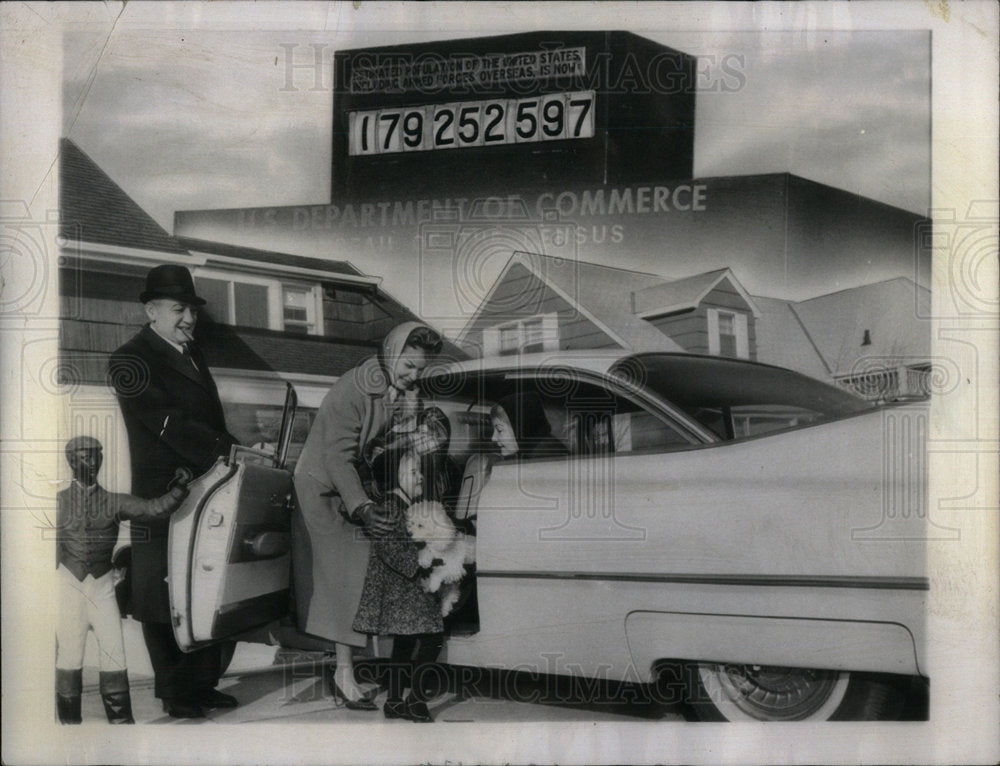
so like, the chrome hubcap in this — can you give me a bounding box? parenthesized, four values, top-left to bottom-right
(713, 664, 843, 720)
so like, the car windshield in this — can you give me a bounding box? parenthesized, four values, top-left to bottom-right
(609, 353, 874, 440)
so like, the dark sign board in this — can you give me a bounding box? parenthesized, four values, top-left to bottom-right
(331, 31, 696, 200)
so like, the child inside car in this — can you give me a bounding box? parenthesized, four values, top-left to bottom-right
(490, 391, 570, 461)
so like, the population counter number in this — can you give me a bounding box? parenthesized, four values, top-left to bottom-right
(349, 91, 595, 156)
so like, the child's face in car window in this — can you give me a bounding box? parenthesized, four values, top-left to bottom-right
(491, 410, 519, 457)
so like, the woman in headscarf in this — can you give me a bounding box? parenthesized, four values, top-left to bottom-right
(490, 390, 570, 461)
(291, 321, 443, 708)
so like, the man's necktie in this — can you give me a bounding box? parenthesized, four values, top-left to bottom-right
(181, 343, 200, 373)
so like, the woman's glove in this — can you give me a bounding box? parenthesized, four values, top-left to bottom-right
(354, 502, 396, 538)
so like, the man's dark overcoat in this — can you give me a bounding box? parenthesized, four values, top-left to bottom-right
(108, 325, 236, 624)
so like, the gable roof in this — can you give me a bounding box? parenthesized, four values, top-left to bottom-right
(176, 236, 365, 278)
(458, 252, 685, 353)
(631, 268, 761, 318)
(787, 277, 931, 376)
(198, 323, 376, 377)
(751, 295, 833, 379)
(59, 138, 188, 255)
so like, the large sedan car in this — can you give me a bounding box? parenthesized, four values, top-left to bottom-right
(167, 351, 929, 721)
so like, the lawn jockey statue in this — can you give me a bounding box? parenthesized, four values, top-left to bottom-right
(55, 435, 190, 724)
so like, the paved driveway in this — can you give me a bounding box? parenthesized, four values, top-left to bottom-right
(77, 651, 686, 725)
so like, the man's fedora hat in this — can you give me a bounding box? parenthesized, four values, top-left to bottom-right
(140, 264, 206, 306)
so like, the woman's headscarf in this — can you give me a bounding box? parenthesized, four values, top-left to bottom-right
(377, 320, 438, 447)
(377, 320, 427, 390)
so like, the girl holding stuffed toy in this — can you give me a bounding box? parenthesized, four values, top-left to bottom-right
(353, 446, 444, 722)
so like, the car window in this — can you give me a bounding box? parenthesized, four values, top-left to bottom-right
(523, 376, 694, 457)
(611, 354, 872, 441)
(221, 402, 314, 470)
(612, 410, 692, 452)
(420, 368, 698, 463)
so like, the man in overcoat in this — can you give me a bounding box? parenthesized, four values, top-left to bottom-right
(108, 264, 239, 718)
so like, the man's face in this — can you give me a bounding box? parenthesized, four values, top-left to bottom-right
(68, 447, 103, 485)
(391, 346, 429, 391)
(146, 299, 198, 345)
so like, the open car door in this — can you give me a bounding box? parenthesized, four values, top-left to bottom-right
(168, 384, 298, 652)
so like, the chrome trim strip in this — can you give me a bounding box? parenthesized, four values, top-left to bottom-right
(476, 571, 930, 590)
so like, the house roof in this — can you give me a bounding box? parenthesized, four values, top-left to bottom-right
(631, 268, 761, 318)
(751, 295, 832, 380)
(200, 323, 376, 377)
(459, 250, 929, 384)
(787, 277, 931, 376)
(59, 139, 466, 376)
(461, 252, 685, 353)
(176, 236, 365, 277)
(59, 138, 189, 255)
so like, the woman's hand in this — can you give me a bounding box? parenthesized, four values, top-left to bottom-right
(354, 502, 396, 538)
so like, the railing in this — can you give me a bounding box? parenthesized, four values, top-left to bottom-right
(836, 365, 931, 402)
(904, 366, 932, 397)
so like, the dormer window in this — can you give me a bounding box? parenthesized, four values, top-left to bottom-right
(194, 268, 323, 336)
(282, 285, 319, 335)
(195, 272, 273, 329)
(708, 308, 749, 359)
(717, 311, 737, 357)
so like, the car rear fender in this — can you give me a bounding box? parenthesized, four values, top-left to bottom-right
(624, 611, 921, 681)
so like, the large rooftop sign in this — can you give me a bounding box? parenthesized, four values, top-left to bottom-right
(331, 31, 696, 199)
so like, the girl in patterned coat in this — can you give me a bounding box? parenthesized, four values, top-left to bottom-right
(353, 446, 443, 722)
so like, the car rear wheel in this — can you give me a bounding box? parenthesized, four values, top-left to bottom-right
(687, 663, 904, 721)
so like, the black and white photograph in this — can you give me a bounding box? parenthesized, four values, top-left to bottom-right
(1, 2, 997, 764)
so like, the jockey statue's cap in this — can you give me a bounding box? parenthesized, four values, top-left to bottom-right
(65, 435, 102, 456)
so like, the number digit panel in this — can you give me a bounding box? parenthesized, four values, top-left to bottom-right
(378, 109, 403, 153)
(567, 91, 595, 139)
(433, 105, 457, 150)
(348, 110, 378, 156)
(457, 102, 484, 147)
(483, 101, 507, 145)
(402, 107, 427, 151)
(540, 93, 567, 140)
(515, 98, 540, 143)
(348, 91, 595, 154)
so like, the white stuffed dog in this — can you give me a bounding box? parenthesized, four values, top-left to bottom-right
(405, 500, 476, 616)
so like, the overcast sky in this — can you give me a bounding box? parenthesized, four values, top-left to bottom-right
(62, 18, 930, 233)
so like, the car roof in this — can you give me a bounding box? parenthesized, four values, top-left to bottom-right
(423, 349, 829, 379)
(424, 350, 629, 377)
